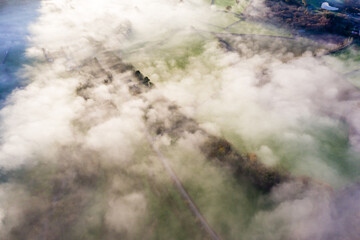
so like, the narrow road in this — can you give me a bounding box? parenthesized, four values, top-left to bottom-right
(145, 130, 222, 240)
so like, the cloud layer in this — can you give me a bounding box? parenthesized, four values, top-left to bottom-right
(0, 0, 359, 239)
